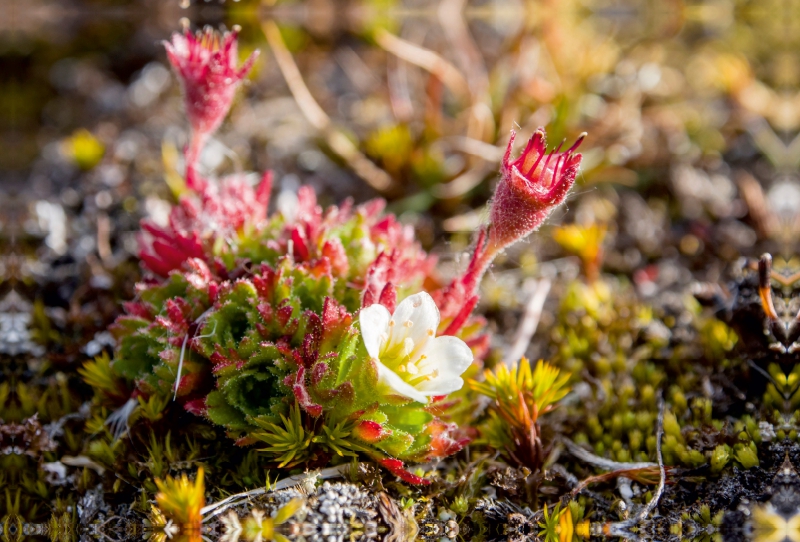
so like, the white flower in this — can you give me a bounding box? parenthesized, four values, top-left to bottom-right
(359, 292, 474, 403)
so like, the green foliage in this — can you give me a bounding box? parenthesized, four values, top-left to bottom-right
(137, 395, 170, 422)
(697, 318, 738, 361)
(691, 504, 725, 526)
(472, 358, 570, 417)
(252, 404, 314, 468)
(450, 495, 470, 515)
(86, 438, 122, 468)
(710, 444, 730, 473)
(365, 124, 414, 174)
(154, 468, 204, 527)
(78, 353, 122, 399)
(538, 503, 567, 542)
(470, 358, 569, 469)
(733, 442, 759, 469)
(311, 420, 364, 458)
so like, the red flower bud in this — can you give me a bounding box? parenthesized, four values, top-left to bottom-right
(164, 26, 258, 143)
(490, 128, 585, 253)
(352, 420, 388, 443)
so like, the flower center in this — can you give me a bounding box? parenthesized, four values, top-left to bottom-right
(378, 320, 436, 386)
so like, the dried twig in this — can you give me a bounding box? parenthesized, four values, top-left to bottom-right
(563, 393, 667, 535)
(563, 437, 657, 472)
(603, 392, 667, 536)
(569, 466, 663, 497)
(200, 464, 351, 521)
(632, 392, 667, 522)
(201, 486, 266, 521)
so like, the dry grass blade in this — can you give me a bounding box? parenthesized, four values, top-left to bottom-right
(433, 163, 496, 198)
(603, 393, 668, 536)
(96, 213, 112, 266)
(570, 466, 664, 496)
(437, 0, 490, 100)
(263, 20, 396, 193)
(737, 171, 779, 239)
(374, 28, 472, 104)
(563, 437, 657, 471)
(262, 21, 327, 130)
(506, 278, 552, 365)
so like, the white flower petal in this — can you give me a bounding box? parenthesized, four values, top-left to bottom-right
(376, 361, 428, 403)
(390, 292, 440, 346)
(418, 335, 474, 376)
(359, 304, 391, 359)
(360, 291, 473, 404)
(415, 376, 464, 395)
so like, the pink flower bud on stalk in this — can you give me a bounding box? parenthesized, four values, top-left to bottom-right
(487, 128, 585, 266)
(164, 26, 258, 189)
(435, 128, 585, 337)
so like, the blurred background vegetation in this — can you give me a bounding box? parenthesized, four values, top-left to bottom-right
(6, 0, 800, 328)
(5, 0, 800, 258)
(4, 0, 800, 526)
